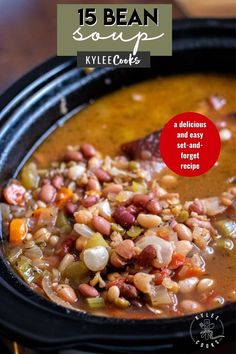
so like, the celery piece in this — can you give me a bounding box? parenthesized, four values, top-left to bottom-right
(7, 247, 22, 264)
(127, 226, 143, 238)
(21, 163, 39, 190)
(14, 256, 38, 283)
(86, 297, 105, 309)
(111, 223, 125, 235)
(56, 211, 72, 234)
(85, 233, 108, 249)
(130, 181, 146, 193)
(176, 210, 189, 223)
(64, 261, 90, 287)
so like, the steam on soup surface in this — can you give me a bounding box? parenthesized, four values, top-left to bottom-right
(2, 74, 236, 319)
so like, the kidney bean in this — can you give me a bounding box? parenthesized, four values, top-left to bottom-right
(81, 195, 98, 207)
(120, 283, 138, 299)
(94, 168, 111, 182)
(92, 215, 111, 236)
(137, 245, 157, 267)
(102, 183, 123, 197)
(56, 238, 75, 257)
(78, 284, 99, 298)
(132, 194, 150, 207)
(65, 201, 78, 215)
(146, 200, 162, 215)
(80, 143, 96, 158)
(126, 204, 142, 216)
(113, 207, 135, 229)
(52, 175, 64, 190)
(115, 240, 135, 260)
(64, 150, 83, 162)
(39, 184, 56, 203)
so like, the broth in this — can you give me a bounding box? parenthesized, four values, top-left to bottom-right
(2, 73, 236, 319)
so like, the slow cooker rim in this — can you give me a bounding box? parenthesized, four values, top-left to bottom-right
(0, 17, 235, 349)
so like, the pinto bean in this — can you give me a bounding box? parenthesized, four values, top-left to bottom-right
(87, 178, 101, 192)
(174, 223, 193, 241)
(64, 150, 83, 162)
(94, 168, 111, 182)
(80, 143, 96, 158)
(92, 215, 111, 236)
(81, 195, 98, 207)
(39, 184, 56, 203)
(78, 283, 99, 298)
(110, 251, 126, 268)
(102, 183, 123, 197)
(52, 175, 64, 190)
(113, 207, 135, 229)
(137, 245, 157, 267)
(115, 240, 135, 260)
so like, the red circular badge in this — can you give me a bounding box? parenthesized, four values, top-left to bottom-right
(160, 112, 221, 177)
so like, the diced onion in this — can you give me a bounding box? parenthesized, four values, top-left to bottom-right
(74, 223, 94, 238)
(42, 271, 73, 309)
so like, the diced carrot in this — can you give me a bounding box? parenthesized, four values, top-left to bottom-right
(177, 264, 205, 279)
(33, 207, 52, 218)
(9, 218, 27, 243)
(156, 227, 170, 240)
(3, 181, 26, 206)
(55, 187, 73, 208)
(169, 252, 186, 270)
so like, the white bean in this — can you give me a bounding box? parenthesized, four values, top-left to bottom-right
(178, 277, 199, 293)
(107, 285, 120, 302)
(180, 300, 203, 313)
(137, 213, 162, 228)
(197, 278, 214, 292)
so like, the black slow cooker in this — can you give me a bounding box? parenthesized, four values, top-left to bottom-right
(0, 19, 235, 353)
